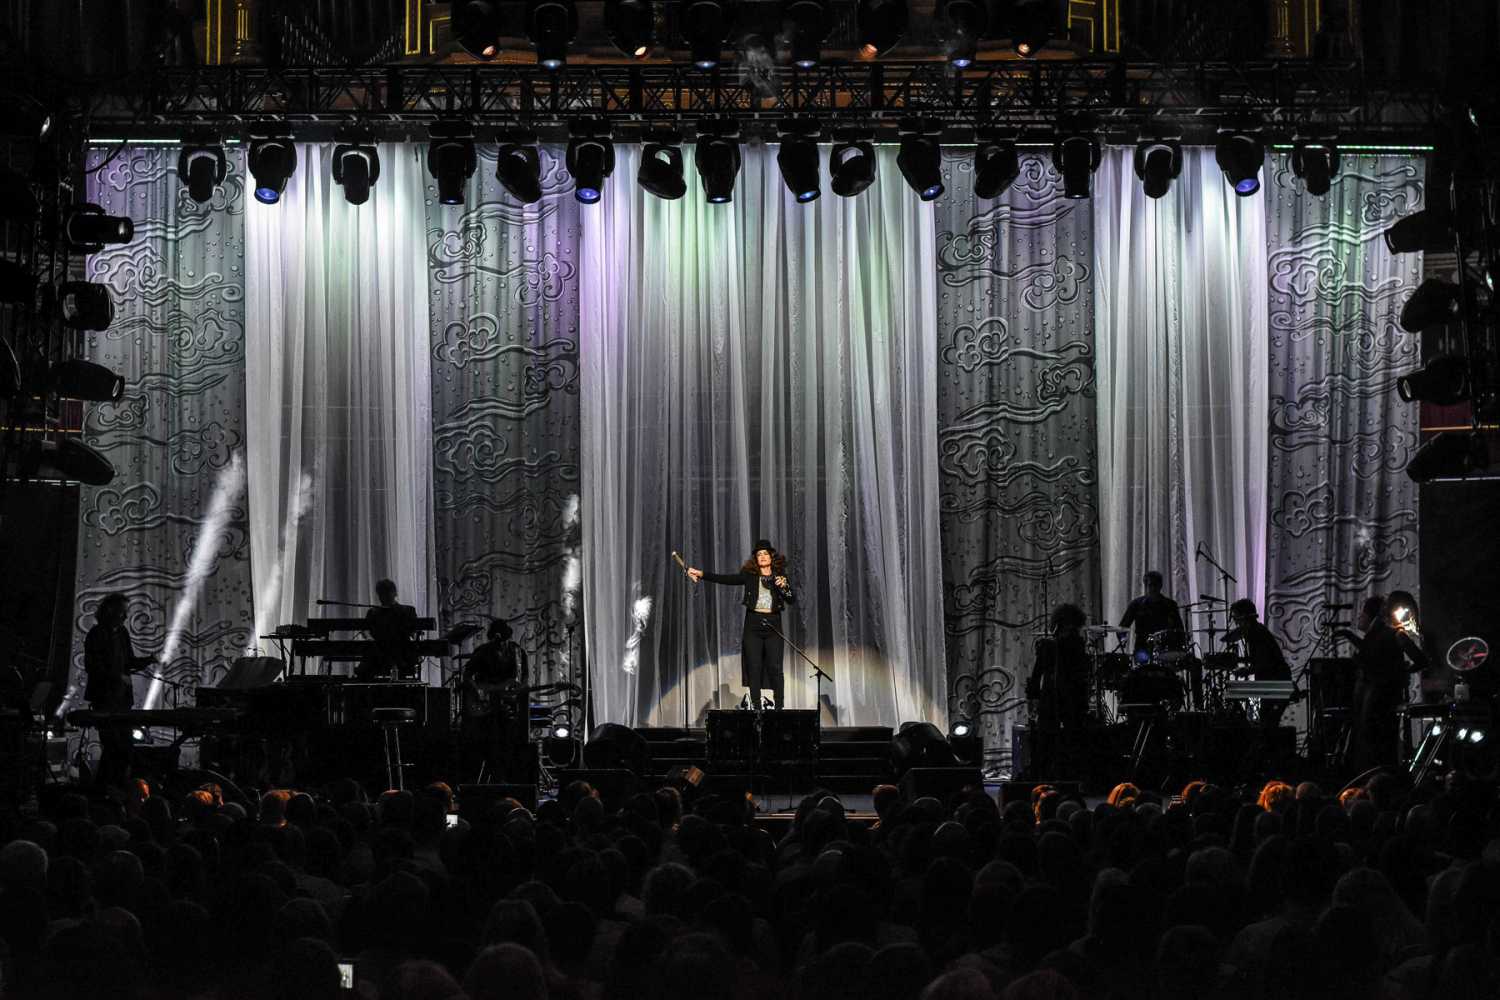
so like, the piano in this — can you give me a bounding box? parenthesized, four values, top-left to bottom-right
(67, 708, 243, 732)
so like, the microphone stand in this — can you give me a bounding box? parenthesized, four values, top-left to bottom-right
(760, 617, 832, 719)
(1194, 542, 1237, 652)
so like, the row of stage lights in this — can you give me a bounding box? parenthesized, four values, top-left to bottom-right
(451, 0, 1055, 71)
(189, 127, 1341, 211)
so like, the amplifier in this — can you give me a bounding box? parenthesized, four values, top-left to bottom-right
(761, 710, 819, 765)
(707, 710, 758, 766)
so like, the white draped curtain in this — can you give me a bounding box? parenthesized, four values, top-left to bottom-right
(244, 144, 437, 675)
(579, 144, 946, 729)
(1093, 147, 1270, 627)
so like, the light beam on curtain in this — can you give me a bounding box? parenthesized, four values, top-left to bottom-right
(579, 145, 946, 729)
(1262, 154, 1423, 686)
(244, 144, 437, 676)
(1094, 147, 1270, 634)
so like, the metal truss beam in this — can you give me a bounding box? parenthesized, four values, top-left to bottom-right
(84, 59, 1437, 141)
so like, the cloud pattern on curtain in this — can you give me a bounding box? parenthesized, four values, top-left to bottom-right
(72, 147, 253, 704)
(426, 145, 583, 683)
(1263, 154, 1424, 676)
(934, 152, 1101, 765)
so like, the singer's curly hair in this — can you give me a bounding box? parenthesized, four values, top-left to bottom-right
(740, 550, 788, 574)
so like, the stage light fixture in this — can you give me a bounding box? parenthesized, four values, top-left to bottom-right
(527, 0, 578, 68)
(0, 258, 36, 306)
(777, 136, 821, 203)
(248, 138, 297, 205)
(783, 0, 833, 68)
(428, 135, 478, 206)
(0, 95, 52, 141)
(897, 136, 944, 201)
(178, 143, 227, 204)
(1009, 0, 1054, 57)
(63, 204, 134, 252)
(49, 359, 125, 402)
(1406, 431, 1489, 483)
(552, 723, 572, 740)
(1133, 138, 1182, 200)
(937, 0, 987, 67)
(951, 721, 972, 738)
(332, 141, 380, 205)
(33, 438, 117, 486)
(1053, 134, 1101, 200)
(604, 0, 654, 58)
(57, 281, 115, 331)
(1397, 355, 1468, 405)
(830, 140, 877, 198)
(1383, 210, 1454, 255)
(684, 0, 736, 69)
(1292, 138, 1340, 197)
(496, 143, 544, 204)
(696, 136, 742, 203)
(1473, 730, 1487, 744)
(973, 140, 1020, 200)
(638, 142, 687, 200)
(566, 135, 616, 204)
(856, 0, 907, 58)
(1458, 728, 1470, 741)
(1215, 129, 1265, 196)
(453, 0, 504, 58)
(1399, 278, 1461, 333)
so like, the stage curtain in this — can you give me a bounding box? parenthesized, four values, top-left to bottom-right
(1262, 154, 1423, 678)
(243, 143, 437, 677)
(579, 145, 946, 729)
(70, 146, 255, 709)
(932, 151, 1101, 767)
(1093, 148, 1271, 639)
(424, 145, 583, 688)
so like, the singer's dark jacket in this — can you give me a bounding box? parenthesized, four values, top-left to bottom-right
(700, 570, 796, 613)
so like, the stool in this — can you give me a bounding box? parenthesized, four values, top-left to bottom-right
(373, 707, 418, 790)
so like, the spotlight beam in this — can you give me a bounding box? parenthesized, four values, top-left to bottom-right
(152, 452, 247, 708)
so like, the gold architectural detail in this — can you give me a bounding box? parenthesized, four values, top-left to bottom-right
(406, 0, 428, 55)
(1066, 0, 1121, 54)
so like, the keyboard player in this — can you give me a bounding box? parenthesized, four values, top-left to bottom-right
(358, 579, 421, 680)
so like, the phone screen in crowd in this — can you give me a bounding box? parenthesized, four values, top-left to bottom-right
(446, 813, 459, 828)
(338, 962, 355, 989)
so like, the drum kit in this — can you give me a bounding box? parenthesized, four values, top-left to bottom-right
(1075, 602, 1255, 721)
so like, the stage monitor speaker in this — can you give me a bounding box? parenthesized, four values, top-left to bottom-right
(899, 766, 983, 802)
(707, 710, 758, 767)
(950, 733, 984, 767)
(891, 722, 958, 775)
(557, 768, 639, 810)
(1011, 724, 1031, 779)
(997, 780, 1083, 810)
(583, 724, 649, 775)
(761, 710, 819, 764)
(458, 782, 539, 820)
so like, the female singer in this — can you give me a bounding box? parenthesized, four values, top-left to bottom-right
(687, 540, 794, 712)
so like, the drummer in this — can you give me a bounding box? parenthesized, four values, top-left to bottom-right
(1119, 570, 1186, 654)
